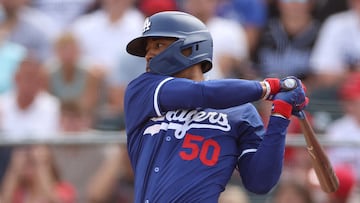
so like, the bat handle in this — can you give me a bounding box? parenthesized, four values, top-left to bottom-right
(298, 110, 306, 120)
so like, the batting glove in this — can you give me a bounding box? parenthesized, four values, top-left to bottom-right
(263, 76, 300, 100)
(271, 79, 309, 119)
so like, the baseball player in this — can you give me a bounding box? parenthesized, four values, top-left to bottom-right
(124, 11, 308, 203)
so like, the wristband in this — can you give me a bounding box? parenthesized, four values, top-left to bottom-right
(272, 100, 293, 119)
(263, 78, 281, 100)
(262, 81, 271, 100)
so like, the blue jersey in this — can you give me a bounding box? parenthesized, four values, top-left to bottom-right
(125, 72, 290, 203)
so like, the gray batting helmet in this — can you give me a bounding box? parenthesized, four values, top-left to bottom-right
(126, 11, 213, 76)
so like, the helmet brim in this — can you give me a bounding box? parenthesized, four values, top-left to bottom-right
(127, 32, 185, 57)
(126, 37, 147, 57)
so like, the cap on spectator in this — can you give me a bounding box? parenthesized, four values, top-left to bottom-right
(332, 164, 356, 202)
(339, 72, 360, 101)
(138, 0, 177, 17)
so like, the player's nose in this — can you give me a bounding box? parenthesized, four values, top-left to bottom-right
(145, 51, 154, 63)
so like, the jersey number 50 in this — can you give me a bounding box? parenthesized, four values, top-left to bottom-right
(179, 133, 220, 166)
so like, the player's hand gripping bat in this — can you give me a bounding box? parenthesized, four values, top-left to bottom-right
(281, 78, 339, 193)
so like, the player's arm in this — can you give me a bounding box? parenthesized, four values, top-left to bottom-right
(237, 116, 289, 194)
(237, 79, 308, 194)
(158, 77, 282, 112)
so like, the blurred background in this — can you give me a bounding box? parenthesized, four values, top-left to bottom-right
(0, 0, 359, 202)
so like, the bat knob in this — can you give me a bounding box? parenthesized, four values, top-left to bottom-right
(282, 78, 297, 90)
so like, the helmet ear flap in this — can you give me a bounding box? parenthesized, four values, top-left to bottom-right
(180, 43, 212, 73)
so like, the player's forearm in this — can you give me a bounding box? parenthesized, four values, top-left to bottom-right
(202, 80, 265, 108)
(160, 79, 264, 111)
(238, 116, 289, 194)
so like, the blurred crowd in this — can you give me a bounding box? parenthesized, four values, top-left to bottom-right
(0, 0, 359, 202)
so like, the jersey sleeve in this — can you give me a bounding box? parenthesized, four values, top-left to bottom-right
(125, 73, 263, 137)
(158, 77, 263, 114)
(237, 116, 290, 194)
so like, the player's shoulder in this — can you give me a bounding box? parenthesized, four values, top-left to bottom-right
(128, 72, 170, 87)
(126, 72, 173, 97)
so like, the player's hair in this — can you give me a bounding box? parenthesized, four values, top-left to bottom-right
(126, 11, 213, 76)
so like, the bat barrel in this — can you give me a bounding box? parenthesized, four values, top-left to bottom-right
(299, 111, 339, 193)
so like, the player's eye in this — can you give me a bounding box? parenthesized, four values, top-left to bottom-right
(156, 42, 164, 49)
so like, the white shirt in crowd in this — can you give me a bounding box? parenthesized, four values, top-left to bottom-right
(206, 17, 248, 79)
(310, 10, 360, 74)
(0, 91, 60, 139)
(30, 0, 95, 31)
(326, 115, 360, 182)
(71, 8, 144, 77)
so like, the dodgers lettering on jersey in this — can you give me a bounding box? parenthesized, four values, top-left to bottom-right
(144, 109, 231, 139)
(124, 73, 265, 203)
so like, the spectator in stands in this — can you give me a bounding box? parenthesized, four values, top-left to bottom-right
(254, 0, 320, 80)
(51, 136, 127, 203)
(218, 184, 250, 203)
(70, 0, 144, 130)
(0, 53, 60, 139)
(281, 144, 313, 185)
(29, 0, 95, 31)
(59, 102, 93, 132)
(52, 142, 113, 203)
(45, 31, 130, 200)
(46, 31, 102, 131)
(181, 0, 253, 79)
(327, 164, 357, 203)
(86, 144, 134, 203)
(0, 33, 26, 183)
(310, 0, 360, 87)
(268, 179, 315, 203)
(253, 0, 320, 132)
(312, 0, 348, 22)
(0, 31, 26, 94)
(71, 0, 144, 77)
(0, 54, 59, 186)
(216, 0, 268, 54)
(99, 50, 145, 131)
(138, 0, 177, 17)
(44, 40, 134, 200)
(15, 1, 60, 41)
(0, 0, 53, 61)
(326, 72, 360, 187)
(305, 0, 360, 133)
(0, 145, 76, 203)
